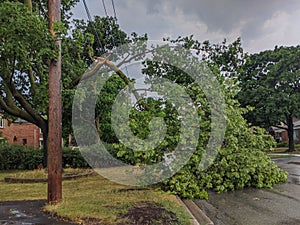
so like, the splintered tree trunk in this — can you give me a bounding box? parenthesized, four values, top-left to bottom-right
(48, 0, 62, 204)
(287, 116, 295, 152)
(24, 0, 32, 12)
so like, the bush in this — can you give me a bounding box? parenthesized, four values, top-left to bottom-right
(0, 144, 89, 170)
(276, 142, 288, 148)
(62, 147, 90, 168)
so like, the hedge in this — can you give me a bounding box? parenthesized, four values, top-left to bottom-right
(0, 144, 89, 170)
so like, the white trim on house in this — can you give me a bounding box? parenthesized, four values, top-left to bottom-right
(0, 116, 5, 128)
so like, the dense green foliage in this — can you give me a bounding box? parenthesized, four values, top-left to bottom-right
(113, 98, 182, 165)
(0, 145, 89, 170)
(0, 1, 146, 158)
(238, 46, 300, 152)
(160, 107, 287, 198)
(93, 37, 288, 198)
(0, 1, 53, 129)
(0, 1, 81, 162)
(61, 17, 147, 143)
(154, 40, 287, 198)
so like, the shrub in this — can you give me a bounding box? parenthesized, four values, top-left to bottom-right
(62, 147, 90, 168)
(276, 142, 288, 148)
(0, 144, 89, 170)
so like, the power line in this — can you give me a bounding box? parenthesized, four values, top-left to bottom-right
(111, 0, 117, 18)
(110, 0, 129, 76)
(82, 0, 92, 22)
(83, 0, 128, 77)
(102, 0, 108, 17)
(101, 0, 117, 51)
(82, 0, 104, 52)
(101, 0, 135, 101)
(110, 0, 125, 48)
(105, 0, 130, 78)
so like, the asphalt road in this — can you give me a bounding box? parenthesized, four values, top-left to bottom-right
(0, 200, 73, 225)
(194, 156, 300, 225)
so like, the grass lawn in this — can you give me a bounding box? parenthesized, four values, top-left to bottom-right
(270, 147, 300, 154)
(268, 154, 294, 159)
(0, 170, 190, 225)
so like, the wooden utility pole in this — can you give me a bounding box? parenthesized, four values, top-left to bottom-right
(48, 0, 62, 204)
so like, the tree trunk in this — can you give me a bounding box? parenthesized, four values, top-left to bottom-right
(24, 0, 32, 12)
(42, 129, 48, 167)
(287, 116, 295, 152)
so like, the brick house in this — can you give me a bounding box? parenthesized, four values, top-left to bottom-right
(272, 119, 300, 144)
(0, 116, 43, 148)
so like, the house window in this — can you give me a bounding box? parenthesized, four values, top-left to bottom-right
(0, 117, 5, 128)
(22, 138, 27, 145)
(39, 138, 44, 148)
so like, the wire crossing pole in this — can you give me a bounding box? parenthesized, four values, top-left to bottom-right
(48, 0, 62, 204)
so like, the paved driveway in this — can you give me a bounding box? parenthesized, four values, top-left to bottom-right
(194, 156, 300, 225)
(0, 200, 73, 225)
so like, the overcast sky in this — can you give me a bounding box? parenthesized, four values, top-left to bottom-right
(72, 0, 300, 53)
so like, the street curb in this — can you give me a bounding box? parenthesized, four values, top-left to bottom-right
(181, 199, 214, 225)
(177, 197, 199, 225)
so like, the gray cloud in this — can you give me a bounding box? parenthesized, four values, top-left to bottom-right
(72, 0, 300, 53)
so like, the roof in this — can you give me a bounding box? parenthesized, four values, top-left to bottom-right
(294, 120, 300, 129)
(272, 118, 300, 131)
(13, 118, 31, 124)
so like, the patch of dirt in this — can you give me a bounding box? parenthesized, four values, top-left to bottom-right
(79, 217, 103, 225)
(117, 201, 180, 225)
(44, 210, 104, 225)
(116, 188, 150, 192)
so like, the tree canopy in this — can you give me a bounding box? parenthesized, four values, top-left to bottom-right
(0, 1, 53, 137)
(72, 36, 287, 198)
(238, 46, 300, 151)
(0, 1, 145, 152)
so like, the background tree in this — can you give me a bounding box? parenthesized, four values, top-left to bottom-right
(0, 1, 147, 162)
(0, 1, 54, 163)
(238, 46, 300, 152)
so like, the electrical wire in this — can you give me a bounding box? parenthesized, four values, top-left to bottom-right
(102, 0, 108, 17)
(111, 0, 117, 18)
(83, 0, 129, 76)
(101, 0, 118, 54)
(83, 0, 104, 52)
(110, 0, 130, 76)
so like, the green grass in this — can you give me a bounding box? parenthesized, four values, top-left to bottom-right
(268, 154, 294, 159)
(0, 170, 48, 200)
(268, 147, 300, 154)
(0, 170, 190, 225)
